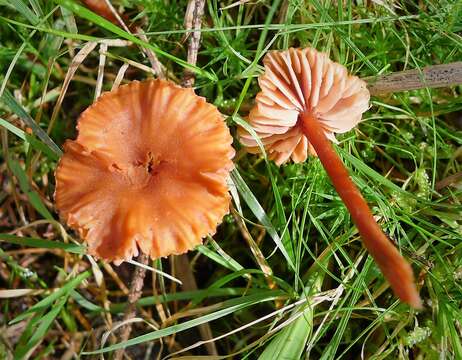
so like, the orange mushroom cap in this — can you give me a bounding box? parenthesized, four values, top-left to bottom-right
(55, 80, 235, 263)
(238, 47, 370, 165)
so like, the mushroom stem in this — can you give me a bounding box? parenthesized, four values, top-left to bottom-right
(300, 112, 422, 309)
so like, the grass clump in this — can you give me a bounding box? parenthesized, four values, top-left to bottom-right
(1, 0, 462, 359)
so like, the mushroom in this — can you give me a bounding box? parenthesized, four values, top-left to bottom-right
(238, 48, 421, 308)
(55, 79, 234, 264)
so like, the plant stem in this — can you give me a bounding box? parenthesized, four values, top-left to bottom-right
(365, 62, 462, 95)
(300, 112, 422, 309)
(113, 253, 149, 360)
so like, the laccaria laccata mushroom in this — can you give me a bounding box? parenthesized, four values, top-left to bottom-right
(55, 79, 234, 264)
(238, 48, 421, 308)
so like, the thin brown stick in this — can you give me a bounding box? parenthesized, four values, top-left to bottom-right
(365, 62, 462, 95)
(181, 0, 206, 87)
(435, 171, 462, 191)
(300, 112, 422, 308)
(173, 3, 218, 354)
(81, 0, 164, 79)
(113, 253, 150, 360)
(136, 28, 165, 79)
(231, 207, 276, 290)
(175, 255, 218, 355)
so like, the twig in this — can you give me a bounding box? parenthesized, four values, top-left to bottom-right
(81, 0, 164, 78)
(136, 28, 165, 79)
(102, 1, 165, 79)
(175, 254, 218, 355)
(113, 253, 149, 360)
(435, 171, 462, 191)
(95, 43, 107, 100)
(102, 0, 130, 31)
(181, 0, 206, 87)
(175, 0, 218, 354)
(365, 62, 462, 95)
(230, 207, 277, 291)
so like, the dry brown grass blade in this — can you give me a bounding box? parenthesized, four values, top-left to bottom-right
(136, 28, 165, 79)
(181, 0, 206, 87)
(95, 43, 108, 100)
(230, 207, 277, 291)
(48, 41, 98, 134)
(435, 171, 462, 190)
(82, 0, 164, 79)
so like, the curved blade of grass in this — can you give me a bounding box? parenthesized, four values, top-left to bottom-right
(231, 115, 295, 265)
(8, 0, 40, 25)
(54, 0, 217, 82)
(70, 290, 102, 312)
(1, 89, 62, 156)
(9, 270, 90, 324)
(0, 118, 59, 160)
(231, 169, 295, 271)
(339, 148, 421, 199)
(8, 158, 53, 220)
(258, 303, 313, 360)
(13, 295, 67, 360)
(83, 290, 285, 354)
(192, 268, 291, 307)
(72, 288, 261, 313)
(0, 233, 84, 254)
(108, 288, 262, 314)
(0, 15, 98, 42)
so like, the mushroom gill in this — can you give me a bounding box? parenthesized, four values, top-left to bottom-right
(238, 48, 369, 165)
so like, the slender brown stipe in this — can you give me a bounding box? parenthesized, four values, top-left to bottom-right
(301, 112, 421, 308)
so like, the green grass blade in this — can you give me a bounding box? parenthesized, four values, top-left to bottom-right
(0, 233, 84, 254)
(9, 271, 90, 324)
(13, 296, 68, 359)
(0, 118, 59, 160)
(1, 90, 62, 156)
(7, 158, 53, 220)
(258, 304, 313, 360)
(54, 0, 217, 82)
(231, 169, 296, 271)
(8, 0, 40, 25)
(84, 290, 285, 354)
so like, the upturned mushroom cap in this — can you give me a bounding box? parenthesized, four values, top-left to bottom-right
(238, 47, 370, 165)
(55, 80, 235, 263)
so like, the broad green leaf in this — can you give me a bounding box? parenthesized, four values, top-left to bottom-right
(259, 267, 325, 360)
(258, 304, 313, 360)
